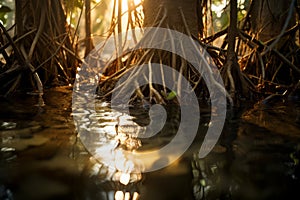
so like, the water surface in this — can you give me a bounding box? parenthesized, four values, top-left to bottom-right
(0, 87, 299, 200)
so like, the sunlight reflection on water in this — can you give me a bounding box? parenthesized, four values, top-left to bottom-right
(77, 99, 149, 185)
(76, 98, 188, 192)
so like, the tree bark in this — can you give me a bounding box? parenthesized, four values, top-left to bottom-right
(249, 0, 296, 42)
(143, 0, 200, 38)
(85, 0, 94, 57)
(248, 0, 299, 85)
(14, 0, 78, 86)
(223, 0, 246, 100)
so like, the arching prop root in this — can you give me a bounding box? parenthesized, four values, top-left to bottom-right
(96, 8, 230, 105)
(0, 0, 79, 96)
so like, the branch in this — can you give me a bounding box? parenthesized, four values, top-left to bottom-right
(202, 28, 228, 43)
(272, 49, 300, 74)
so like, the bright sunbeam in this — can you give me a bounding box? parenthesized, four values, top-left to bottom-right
(211, 0, 227, 17)
(121, 0, 142, 12)
(113, 0, 143, 30)
(115, 191, 140, 200)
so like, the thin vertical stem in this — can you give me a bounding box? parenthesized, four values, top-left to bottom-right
(85, 0, 94, 57)
(117, 0, 123, 69)
(228, 0, 237, 55)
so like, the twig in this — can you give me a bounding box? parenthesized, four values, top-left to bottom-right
(13, 29, 37, 44)
(272, 49, 300, 74)
(248, 74, 290, 88)
(202, 28, 228, 43)
(239, 30, 264, 49)
(201, 43, 227, 54)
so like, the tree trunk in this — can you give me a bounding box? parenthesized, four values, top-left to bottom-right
(143, 0, 200, 38)
(248, 0, 299, 86)
(250, 0, 296, 43)
(98, 0, 204, 102)
(14, 0, 78, 88)
(223, 0, 246, 100)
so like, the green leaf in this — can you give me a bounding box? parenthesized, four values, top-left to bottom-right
(200, 179, 206, 187)
(74, 0, 84, 8)
(0, 5, 12, 13)
(0, 13, 7, 24)
(166, 90, 177, 100)
(290, 153, 299, 165)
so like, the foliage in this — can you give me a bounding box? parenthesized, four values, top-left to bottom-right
(211, 0, 250, 31)
(0, 4, 12, 25)
(63, 0, 84, 9)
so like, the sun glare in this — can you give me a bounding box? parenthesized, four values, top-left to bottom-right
(121, 0, 142, 12)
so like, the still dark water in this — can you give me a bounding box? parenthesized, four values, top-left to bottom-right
(0, 86, 300, 200)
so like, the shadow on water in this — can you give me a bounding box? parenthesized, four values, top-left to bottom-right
(0, 86, 300, 200)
